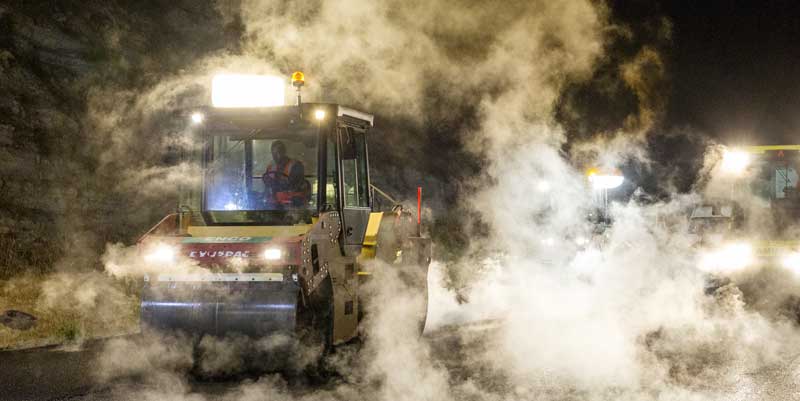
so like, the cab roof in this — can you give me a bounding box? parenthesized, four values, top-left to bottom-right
(196, 103, 373, 133)
(742, 145, 800, 153)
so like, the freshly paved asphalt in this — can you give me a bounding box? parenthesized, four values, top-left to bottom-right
(2, 321, 799, 401)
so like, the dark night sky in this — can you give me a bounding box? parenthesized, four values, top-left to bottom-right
(660, 0, 800, 144)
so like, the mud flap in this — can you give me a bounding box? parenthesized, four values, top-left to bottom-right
(141, 273, 299, 338)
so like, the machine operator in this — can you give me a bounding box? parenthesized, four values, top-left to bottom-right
(262, 140, 310, 208)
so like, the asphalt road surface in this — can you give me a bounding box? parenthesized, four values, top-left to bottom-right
(0, 338, 110, 401)
(2, 321, 799, 401)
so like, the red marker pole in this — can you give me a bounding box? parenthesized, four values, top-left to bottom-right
(417, 186, 422, 236)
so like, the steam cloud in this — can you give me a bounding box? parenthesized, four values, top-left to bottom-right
(79, 0, 800, 400)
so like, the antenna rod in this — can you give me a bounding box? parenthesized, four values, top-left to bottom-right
(417, 186, 422, 237)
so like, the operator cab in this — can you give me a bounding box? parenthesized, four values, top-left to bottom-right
(751, 149, 800, 229)
(180, 103, 374, 252)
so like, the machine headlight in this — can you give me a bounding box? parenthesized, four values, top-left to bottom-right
(536, 181, 551, 193)
(190, 112, 205, 124)
(781, 252, 800, 272)
(698, 242, 753, 273)
(144, 244, 176, 263)
(263, 248, 283, 261)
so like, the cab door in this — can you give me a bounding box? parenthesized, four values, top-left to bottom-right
(338, 126, 371, 256)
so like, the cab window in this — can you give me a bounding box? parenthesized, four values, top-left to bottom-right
(325, 134, 339, 209)
(339, 127, 370, 208)
(774, 166, 799, 199)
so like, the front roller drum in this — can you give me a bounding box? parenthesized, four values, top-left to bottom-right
(141, 274, 299, 338)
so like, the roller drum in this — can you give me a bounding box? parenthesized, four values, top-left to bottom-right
(141, 279, 299, 337)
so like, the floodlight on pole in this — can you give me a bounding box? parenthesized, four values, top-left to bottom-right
(587, 168, 625, 221)
(587, 169, 624, 190)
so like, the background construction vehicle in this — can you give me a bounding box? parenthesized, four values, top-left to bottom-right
(696, 145, 800, 256)
(136, 73, 431, 353)
(695, 145, 800, 316)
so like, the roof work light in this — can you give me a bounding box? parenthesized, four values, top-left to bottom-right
(211, 74, 285, 108)
(720, 149, 750, 175)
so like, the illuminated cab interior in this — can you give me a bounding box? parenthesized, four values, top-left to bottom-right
(177, 73, 372, 227)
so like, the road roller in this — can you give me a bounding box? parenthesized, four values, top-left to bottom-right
(136, 72, 430, 353)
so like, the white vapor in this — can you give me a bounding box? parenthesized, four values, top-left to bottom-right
(84, 0, 800, 400)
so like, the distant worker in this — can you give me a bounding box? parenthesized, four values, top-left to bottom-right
(262, 140, 309, 207)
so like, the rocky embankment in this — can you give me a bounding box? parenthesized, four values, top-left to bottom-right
(0, 1, 235, 277)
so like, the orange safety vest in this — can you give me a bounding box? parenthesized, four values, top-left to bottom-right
(265, 159, 297, 178)
(264, 160, 307, 205)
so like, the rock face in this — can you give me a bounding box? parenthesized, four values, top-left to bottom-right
(0, 1, 234, 277)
